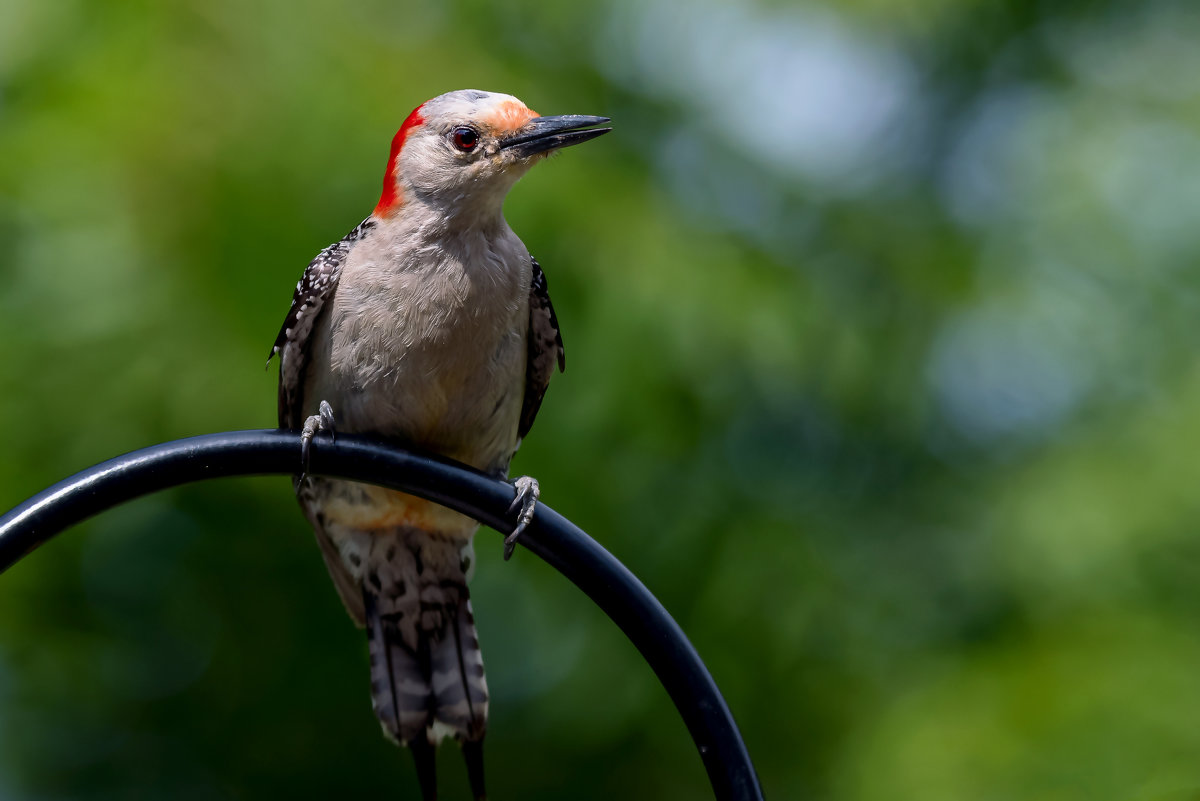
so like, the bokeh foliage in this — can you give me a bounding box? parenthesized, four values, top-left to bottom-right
(3, 0, 1200, 799)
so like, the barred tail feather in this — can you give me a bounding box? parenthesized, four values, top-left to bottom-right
(432, 596, 489, 740)
(361, 532, 489, 799)
(364, 590, 433, 745)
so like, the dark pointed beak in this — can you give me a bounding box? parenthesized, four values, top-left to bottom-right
(500, 115, 612, 158)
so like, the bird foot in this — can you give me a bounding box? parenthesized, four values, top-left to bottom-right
(298, 400, 336, 483)
(503, 476, 539, 561)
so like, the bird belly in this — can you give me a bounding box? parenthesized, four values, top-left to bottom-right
(305, 315, 526, 538)
(329, 325, 525, 465)
(311, 480, 479, 537)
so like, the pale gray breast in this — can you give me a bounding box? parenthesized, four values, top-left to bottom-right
(306, 224, 532, 474)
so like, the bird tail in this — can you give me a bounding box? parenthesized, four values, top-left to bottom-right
(362, 532, 489, 800)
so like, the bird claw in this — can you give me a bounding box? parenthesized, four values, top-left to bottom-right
(298, 400, 336, 483)
(503, 476, 539, 561)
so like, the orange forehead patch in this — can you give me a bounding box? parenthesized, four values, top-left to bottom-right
(484, 100, 539, 133)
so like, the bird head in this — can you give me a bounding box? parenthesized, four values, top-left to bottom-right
(373, 90, 610, 220)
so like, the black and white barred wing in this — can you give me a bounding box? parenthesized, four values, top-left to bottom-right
(270, 217, 377, 627)
(519, 256, 566, 440)
(271, 217, 376, 430)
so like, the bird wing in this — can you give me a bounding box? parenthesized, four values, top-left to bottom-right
(271, 217, 376, 430)
(519, 256, 566, 440)
(271, 217, 377, 627)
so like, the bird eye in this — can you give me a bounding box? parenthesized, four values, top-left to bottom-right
(452, 127, 479, 151)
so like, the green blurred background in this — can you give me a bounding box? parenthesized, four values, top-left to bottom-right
(3, 0, 1200, 798)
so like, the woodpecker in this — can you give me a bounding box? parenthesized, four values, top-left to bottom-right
(268, 90, 610, 799)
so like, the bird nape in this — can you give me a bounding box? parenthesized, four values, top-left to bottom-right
(268, 89, 610, 800)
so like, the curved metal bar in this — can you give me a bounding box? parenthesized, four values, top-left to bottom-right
(0, 430, 763, 801)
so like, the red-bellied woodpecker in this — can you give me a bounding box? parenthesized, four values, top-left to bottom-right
(267, 90, 610, 799)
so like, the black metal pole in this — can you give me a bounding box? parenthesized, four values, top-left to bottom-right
(0, 429, 764, 801)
